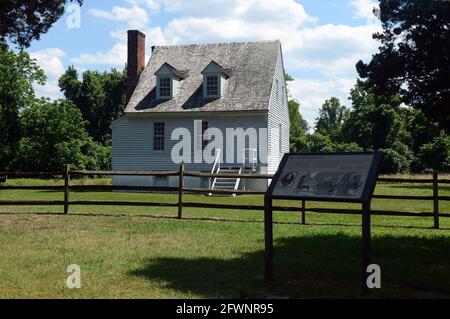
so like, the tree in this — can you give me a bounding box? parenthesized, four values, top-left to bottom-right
(284, 73, 309, 151)
(379, 142, 413, 173)
(314, 97, 348, 142)
(288, 99, 309, 151)
(0, 46, 45, 170)
(0, 0, 83, 48)
(303, 133, 336, 153)
(341, 82, 413, 173)
(403, 107, 440, 154)
(342, 82, 409, 149)
(14, 98, 111, 171)
(402, 107, 441, 171)
(356, 0, 450, 132)
(418, 131, 450, 172)
(59, 66, 127, 144)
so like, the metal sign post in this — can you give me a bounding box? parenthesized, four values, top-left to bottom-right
(264, 152, 382, 294)
(264, 195, 274, 281)
(361, 200, 371, 294)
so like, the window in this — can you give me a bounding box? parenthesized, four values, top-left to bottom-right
(206, 75, 219, 97)
(195, 121, 208, 150)
(153, 122, 165, 150)
(202, 121, 209, 150)
(159, 76, 171, 98)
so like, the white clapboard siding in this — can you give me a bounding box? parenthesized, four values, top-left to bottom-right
(267, 45, 290, 175)
(112, 112, 268, 173)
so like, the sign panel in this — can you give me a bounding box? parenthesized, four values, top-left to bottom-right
(267, 152, 382, 202)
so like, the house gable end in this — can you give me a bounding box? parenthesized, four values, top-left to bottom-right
(267, 44, 290, 174)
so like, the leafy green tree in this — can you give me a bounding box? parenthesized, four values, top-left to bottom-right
(14, 98, 111, 171)
(0, 0, 83, 48)
(284, 73, 294, 82)
(296, 131, 362, 153)
(333, 142, 363, 153)
(290, 135, 309, 153)
(380, 142, 413, 173)
(303, 133, 336, 153)
(57, 65, 81, 105)
(284, 73, 309, 151)
(403, 108, 441, 154)
(59, 66, 127, 143)
(402, 107, 441, 171)
(0, 46, 45, 170)
(314, 97, 348, 142)
(342, 82, 409, 149)
(288, 99, 309, 151)
(418, 131, 450, 172)
(356, 0, 450, 132)
(341, 82, 413, 173)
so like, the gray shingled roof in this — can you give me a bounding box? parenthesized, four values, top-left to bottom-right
(125, 40, 281, 114)
(154, 62, 188, 79)
(201, 60, 231, 78)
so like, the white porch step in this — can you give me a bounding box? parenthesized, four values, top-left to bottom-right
(215, 182, 236, 186)
(210, 165, 242, 196)
(214, 185, 236, 189)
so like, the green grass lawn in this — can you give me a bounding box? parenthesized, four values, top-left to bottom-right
(0, 178, 449, 298)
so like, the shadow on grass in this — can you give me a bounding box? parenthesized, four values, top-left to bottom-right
(128, 234, 450, 298)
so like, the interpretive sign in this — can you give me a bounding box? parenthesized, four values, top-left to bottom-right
(264, 152, 382, 294)
(268, 152, 382, 202)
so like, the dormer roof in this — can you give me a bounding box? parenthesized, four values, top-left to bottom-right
(201, 60, 231, 79)
(154, 62, 188, 80)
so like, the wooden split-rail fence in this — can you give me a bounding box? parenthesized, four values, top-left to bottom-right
(0, 165, 449, 229)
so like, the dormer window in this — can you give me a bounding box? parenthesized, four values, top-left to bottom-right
(206, 75, 219, 97)
(159, 76, 171, 98)
(201, 60, 231, 99)
(154, 62, 187, 100)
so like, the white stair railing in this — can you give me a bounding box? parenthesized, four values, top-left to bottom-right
(209, 148, 221, 189)
(234, 167, 242, 191)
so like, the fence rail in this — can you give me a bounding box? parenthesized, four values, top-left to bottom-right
(0, 165, 449, 229)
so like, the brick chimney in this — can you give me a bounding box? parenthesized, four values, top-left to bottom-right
(126, 30, 146, 104)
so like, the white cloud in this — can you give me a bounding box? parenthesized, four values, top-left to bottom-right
(162, 0, 316, 48)
(349, 0, 379, 23)
(85, 0, 316, 58)
(71, 43, 127, 66)
(80, 3, 168, 65)
(30, 48, 66, 99)
(126, 0, 160, 11)
(285, 23, 381, 74)
(72, 25, 169, 66)
(89, 8, 115, 20)
(89, 5, 149, 29)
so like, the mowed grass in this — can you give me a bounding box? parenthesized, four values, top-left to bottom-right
(0, 178, 449, 298)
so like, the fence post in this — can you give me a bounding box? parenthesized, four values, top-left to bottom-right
(64, 164, 70, 214)
(433, 171, 439, 229)
(301, 200, 306, 224)
(178, 164, 184, 219)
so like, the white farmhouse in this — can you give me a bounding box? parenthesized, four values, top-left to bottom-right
(112, 30, 290, 191)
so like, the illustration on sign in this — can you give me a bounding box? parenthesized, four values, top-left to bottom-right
(271, 153, 378, 200)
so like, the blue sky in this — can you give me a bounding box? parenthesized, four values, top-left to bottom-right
(26, 0, 381, 127)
